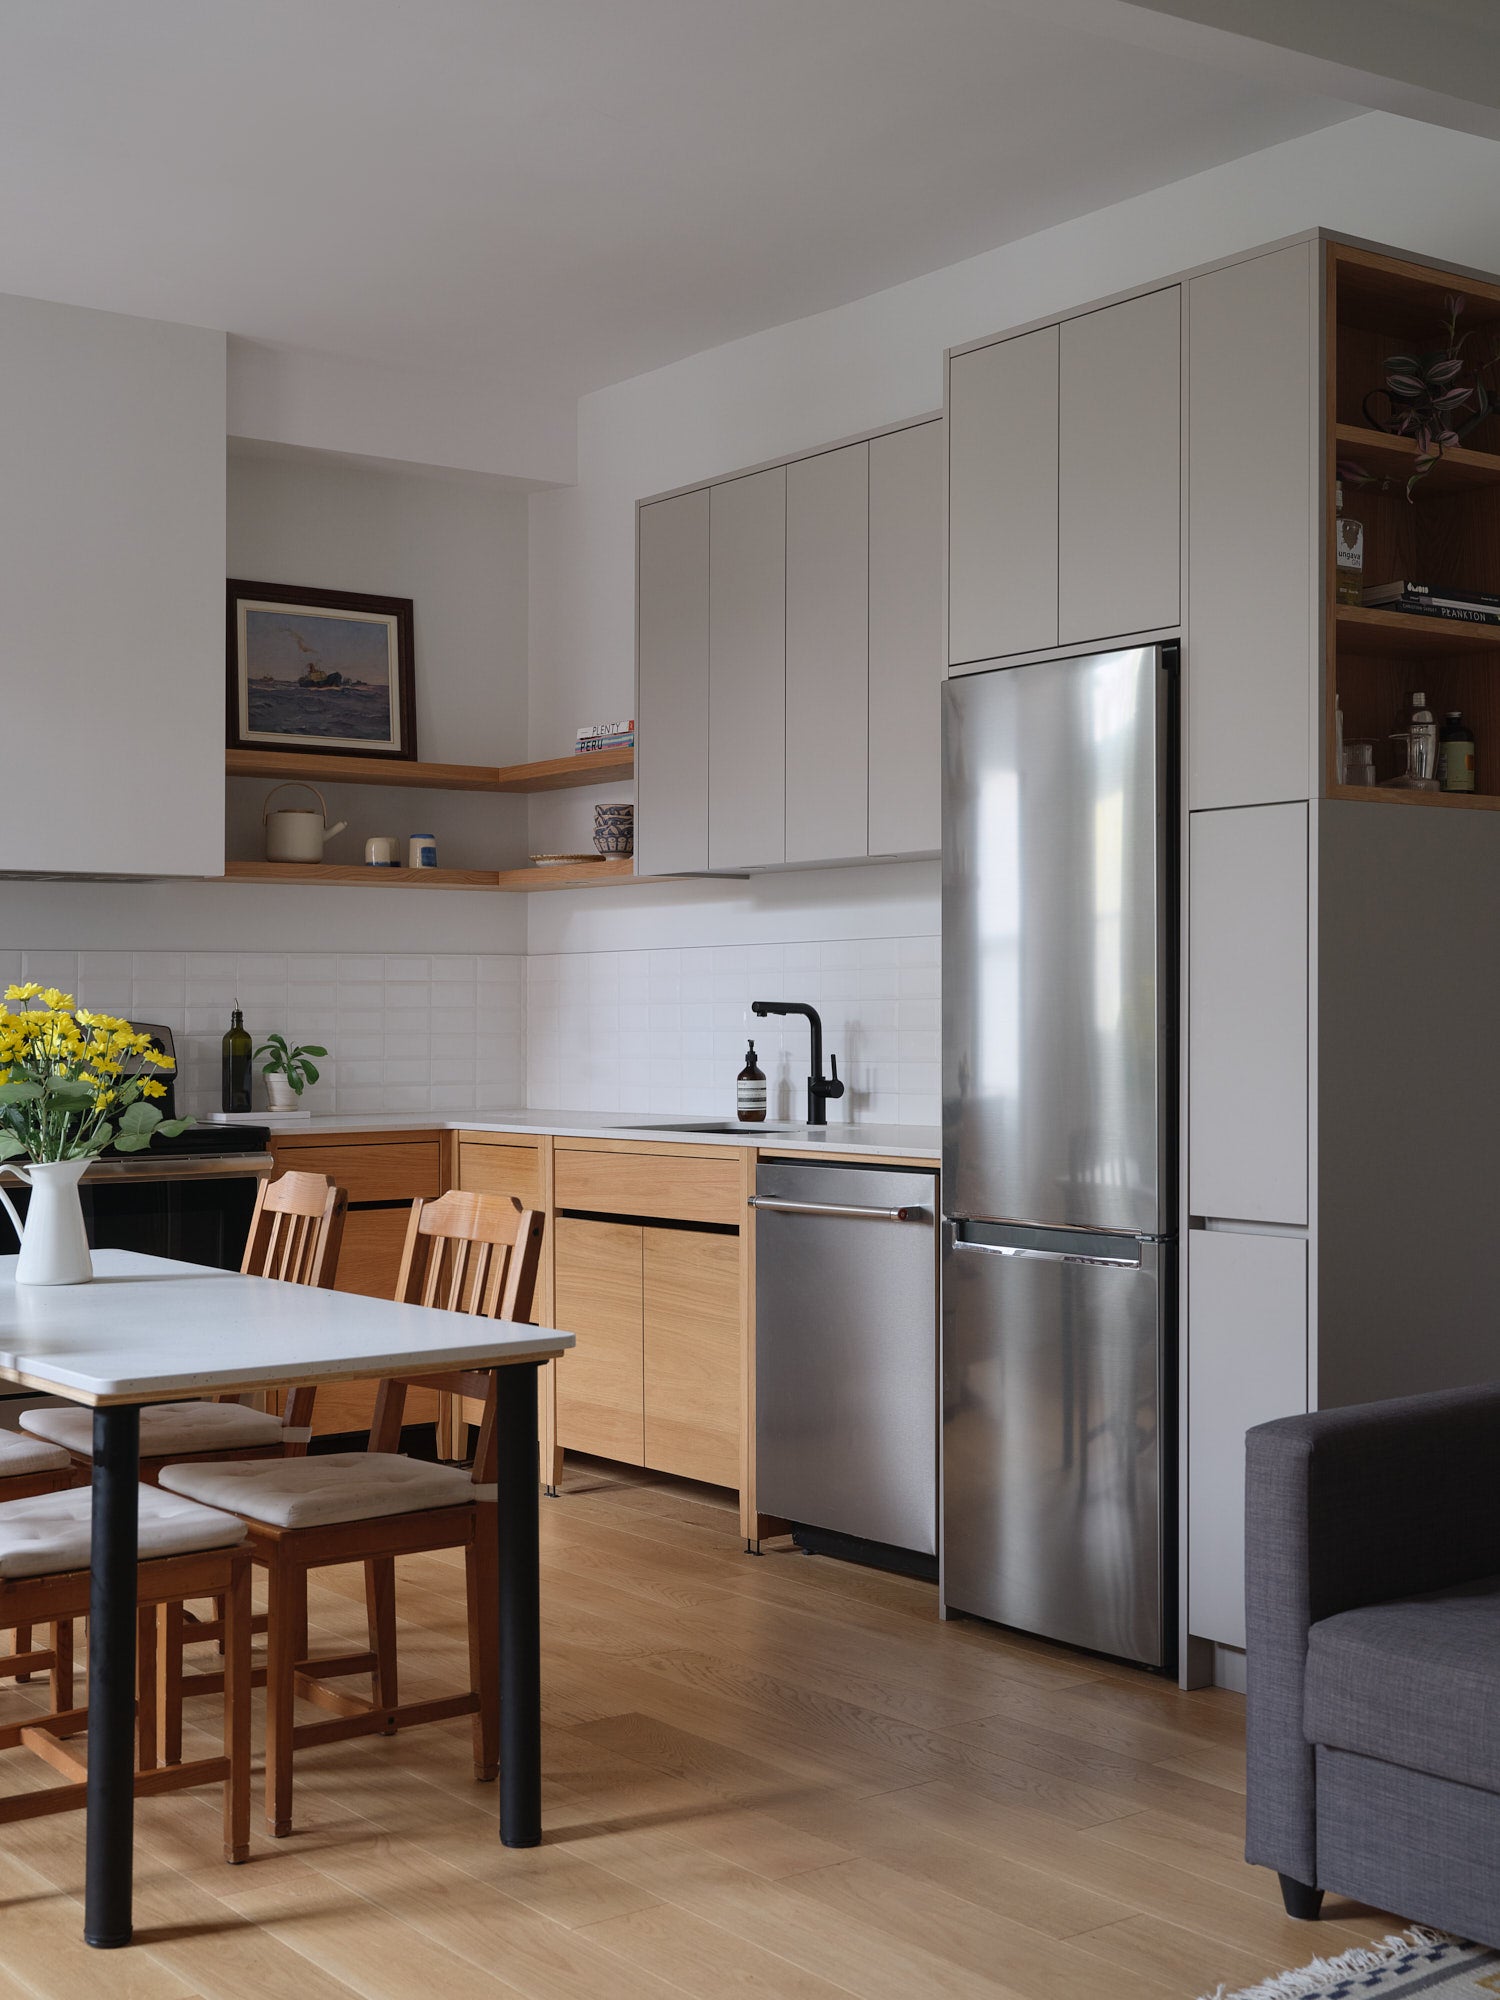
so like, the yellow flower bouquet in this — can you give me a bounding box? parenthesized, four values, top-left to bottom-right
(0, 985, 191, 1164)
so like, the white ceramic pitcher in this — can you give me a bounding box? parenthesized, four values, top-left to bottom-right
(0, 1158, 94, 1285)
(263, 783, 348, 863)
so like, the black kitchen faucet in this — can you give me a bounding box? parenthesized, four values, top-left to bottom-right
(749, 1001, 845, 1126)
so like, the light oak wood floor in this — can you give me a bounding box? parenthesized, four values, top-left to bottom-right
(0, 1459, 1395, 2000)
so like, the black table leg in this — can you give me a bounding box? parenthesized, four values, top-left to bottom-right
(86, 1404, 139, 1949)
(494, 1361, 541, 1847)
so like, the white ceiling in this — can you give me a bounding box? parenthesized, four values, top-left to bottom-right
(0, 0, 1351, 427)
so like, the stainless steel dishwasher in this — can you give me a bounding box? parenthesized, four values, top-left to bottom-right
(752, 1158, 938, 1561)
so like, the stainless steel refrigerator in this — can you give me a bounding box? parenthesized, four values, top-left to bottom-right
(940, 643, 1175, 1668)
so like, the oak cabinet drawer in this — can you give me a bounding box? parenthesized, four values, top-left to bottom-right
(270, 1138, 442, 1205)
(456, 1138, 543, 1210)
(553, 1146, 742, 1226)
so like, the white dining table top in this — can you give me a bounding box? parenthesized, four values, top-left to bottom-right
(0, 1250, 573, 1405)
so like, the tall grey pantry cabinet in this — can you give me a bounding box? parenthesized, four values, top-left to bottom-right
(0, 291, 226, 878)
(633, 415, 944, 877)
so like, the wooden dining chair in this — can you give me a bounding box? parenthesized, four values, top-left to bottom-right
(158, 1190, 544, 1836)
(0, 1483, 253, 1863)
(0, 1429, 85, 1707)
(19, 1170, 348, 1481)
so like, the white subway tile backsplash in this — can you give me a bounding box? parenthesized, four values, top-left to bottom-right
(525, 934, 940, 1127)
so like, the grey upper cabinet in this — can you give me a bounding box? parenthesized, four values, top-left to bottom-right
(947, 325, 1059, 666)
(1059, 287, 1180, 647)
(1187, 243, 1317, 810)
(1189, 801, 1309, 1226)
(0, 292, 226, 878)
(785, 443, 868, 865)
(869, 419, 943, 856)
(636, 489, 710, 876)
(709, 467, 787, 870)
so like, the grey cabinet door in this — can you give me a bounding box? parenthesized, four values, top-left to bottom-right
(1187, 242, 1318, 809)
(1059, 288, 1180, 647)
(709, 467, 786, 869)
(636, 489, 710, 876)
(947, 326, 1059, 666)
(785, 442, 868, 864)
(869, 419, 943, 856)
(1187, 1229, 1307, 1649)
(1189, 802, 1309, 1226)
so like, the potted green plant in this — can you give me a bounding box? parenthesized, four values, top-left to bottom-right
(254, 1033, 327, 1113)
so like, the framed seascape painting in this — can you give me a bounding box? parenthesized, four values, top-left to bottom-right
(226, 580, 417, 761)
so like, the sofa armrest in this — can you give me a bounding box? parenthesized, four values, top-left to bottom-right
(1245, 1382, 1500, 1884)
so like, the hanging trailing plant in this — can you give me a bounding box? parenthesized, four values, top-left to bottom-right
(1348, 294, 1500, 500)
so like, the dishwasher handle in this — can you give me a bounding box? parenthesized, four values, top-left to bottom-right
(748, 1195, 923, 1223)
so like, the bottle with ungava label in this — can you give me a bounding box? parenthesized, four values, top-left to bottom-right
(1335, 480, 1365, 607)
(736, 1040, 767, 1123)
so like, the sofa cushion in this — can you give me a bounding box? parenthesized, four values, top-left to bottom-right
(0, 1484, 245, 1581)
(1305, 1576, 1500, 1792)
(22, 1398, 288, 1459)
(158, 1452, 483, 1530)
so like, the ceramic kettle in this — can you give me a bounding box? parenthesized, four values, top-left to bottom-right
(263, 783, 348, 863)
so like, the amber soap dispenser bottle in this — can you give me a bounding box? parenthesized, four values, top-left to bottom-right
(737, 1040, 767, 1123)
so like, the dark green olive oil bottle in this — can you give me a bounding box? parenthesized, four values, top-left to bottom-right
(221, 1004, 252, 1113)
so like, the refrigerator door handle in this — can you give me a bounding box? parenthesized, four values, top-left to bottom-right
(949, 1218, 1147, 1268)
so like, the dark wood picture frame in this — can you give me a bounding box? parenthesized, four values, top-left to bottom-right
(226, 578, 418, 763)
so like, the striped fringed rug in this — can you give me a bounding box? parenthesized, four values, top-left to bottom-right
(1200, 1930, 1500, 1999)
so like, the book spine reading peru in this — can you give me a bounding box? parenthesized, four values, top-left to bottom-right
(575, 717, 636, 752)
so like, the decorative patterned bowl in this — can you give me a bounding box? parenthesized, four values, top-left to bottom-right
(593, 803, 635, 856)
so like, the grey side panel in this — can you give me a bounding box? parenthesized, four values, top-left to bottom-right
(942, 648, 1168, 1236)
(1188, 802, 1309, 1226)
(755, 1162, 936, 1555)
(1317, 799, 1500, 1408)
(941, 1230, 1163, 1664)
(636, 490, 710, 876)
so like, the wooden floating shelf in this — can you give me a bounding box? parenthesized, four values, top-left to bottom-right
(1335, 423, 1500, 494)
(1335, 605, 1500, 659)
(1329, 781, 1500, 813)
(225, 745, 634, 794)
(222, 858, 643, 893)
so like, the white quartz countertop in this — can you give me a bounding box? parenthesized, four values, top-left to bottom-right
(249, 1108, 940, 1161)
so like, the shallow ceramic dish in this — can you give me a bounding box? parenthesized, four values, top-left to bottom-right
(529, 852, 604, 867)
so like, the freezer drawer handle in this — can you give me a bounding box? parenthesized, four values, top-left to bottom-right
(748, 1196, 920, 1223)
(951, 1236, 1140, 1269)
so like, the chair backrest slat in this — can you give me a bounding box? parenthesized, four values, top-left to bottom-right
(382, 1193, 545, 1481)
(237, 1170, 350, 1451)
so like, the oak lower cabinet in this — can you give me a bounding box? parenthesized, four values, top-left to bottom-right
(268, 1129, 445, 1438)
(551, 1140, 746, 1502)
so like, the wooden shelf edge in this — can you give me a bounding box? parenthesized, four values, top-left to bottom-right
(1335, 605, 1500, 652)
(225, 745, 634, 794)
(221, 857, 650, 891)
(1334, 423, 1500, 491)
(1329, 782, 1500, 812)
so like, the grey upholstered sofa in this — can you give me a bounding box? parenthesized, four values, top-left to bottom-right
(1246, 1384, 1500, 1942)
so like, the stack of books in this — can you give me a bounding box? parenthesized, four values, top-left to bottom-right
(574, 718, 635, 752)
(1362, 581, 1500, 627)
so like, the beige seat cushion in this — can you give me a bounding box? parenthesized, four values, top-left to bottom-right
(0, 1428, 72, 1479)
(0, 1484, 246, 1581)
(22, 1399, 287, 1460)
(159, 1452, 483, 1530)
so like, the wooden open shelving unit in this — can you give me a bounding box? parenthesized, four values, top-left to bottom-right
(224, 742, 642, 887)
(1328, 241, 1500, 812)
(226, 744, 633, 793)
